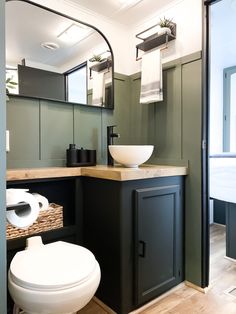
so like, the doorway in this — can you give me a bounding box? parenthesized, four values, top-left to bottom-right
(205, 0, 236, 291)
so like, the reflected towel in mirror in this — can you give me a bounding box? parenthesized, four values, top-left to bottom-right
(92, 71, 104, 106)
(140, 49, 163, 104)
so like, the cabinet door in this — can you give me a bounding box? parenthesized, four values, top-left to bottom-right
(134, 184, 183, 305)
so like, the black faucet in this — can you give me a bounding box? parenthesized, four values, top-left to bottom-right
(107, 125, 120, 166)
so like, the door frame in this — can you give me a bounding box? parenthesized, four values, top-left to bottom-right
(201, 0, 223, 288)
(0, 0, 6, 312)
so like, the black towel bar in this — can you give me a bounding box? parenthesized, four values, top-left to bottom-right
(6, 202, 29, 211)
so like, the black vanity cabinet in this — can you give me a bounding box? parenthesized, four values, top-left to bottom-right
(83, 175, 184, 314)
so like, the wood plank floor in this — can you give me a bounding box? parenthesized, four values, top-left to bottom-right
(78, 224, 236, 313)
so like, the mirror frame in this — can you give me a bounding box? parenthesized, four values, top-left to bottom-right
(6, 0, 115, 109)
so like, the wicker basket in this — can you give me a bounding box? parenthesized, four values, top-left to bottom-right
(6, 203, 63, 240)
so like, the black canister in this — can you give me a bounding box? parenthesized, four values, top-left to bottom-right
(77, 147, 88, 163)
(87, 150, 96, 165)
(66, 144, 77, 166)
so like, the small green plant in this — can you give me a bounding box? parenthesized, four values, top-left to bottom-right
(6, 76, 17, 94)
(90, 54, 102, 62)
(159, 17, 173, 28)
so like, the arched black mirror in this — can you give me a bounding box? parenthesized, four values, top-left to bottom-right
(6, 0, 114, 109)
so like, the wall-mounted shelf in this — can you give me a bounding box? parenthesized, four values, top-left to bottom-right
(136, 22, 176, 60)
(136, 32, 175, 52)
(90, 58, 112, 73)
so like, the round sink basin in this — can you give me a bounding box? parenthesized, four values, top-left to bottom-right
(108, 145, 154, 168)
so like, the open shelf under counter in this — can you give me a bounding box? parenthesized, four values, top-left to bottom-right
(7, 225, 78, 251)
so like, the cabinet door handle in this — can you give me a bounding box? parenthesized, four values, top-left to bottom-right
(139, 240, 146, 258)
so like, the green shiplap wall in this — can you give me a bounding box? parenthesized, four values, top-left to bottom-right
(182, 58, 202, 285)
(0, 0, 7, 312)
(7, 73, 131, 168)
(6, 52, 203, 287)
(129, 65, 183, 163)
(129, 52, 203, 286)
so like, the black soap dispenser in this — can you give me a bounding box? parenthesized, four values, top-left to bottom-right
(66, 144, 77, 167)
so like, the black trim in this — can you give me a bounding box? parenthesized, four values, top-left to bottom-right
(6, 0, 115, 110)
(204, 0, 222, 4)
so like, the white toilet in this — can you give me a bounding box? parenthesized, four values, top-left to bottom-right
(8, 236, 101, 314)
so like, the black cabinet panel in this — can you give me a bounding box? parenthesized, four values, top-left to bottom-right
(213, 199, 226, 225)
(135, 185, 183, 305)
(226, 202, 236, 259)
(83, 176, 184, 314)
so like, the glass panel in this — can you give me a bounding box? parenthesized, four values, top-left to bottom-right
(67, 64, 87, 104)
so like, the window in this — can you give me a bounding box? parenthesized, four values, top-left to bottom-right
(66, 62, 87, 104)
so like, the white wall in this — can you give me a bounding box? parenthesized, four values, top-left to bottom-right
(210, 0, 236, 154)
(32, 0, 202, 75)
(129, 0, 202, 74)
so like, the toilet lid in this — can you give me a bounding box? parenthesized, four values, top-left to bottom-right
(9, 241, 97, 291)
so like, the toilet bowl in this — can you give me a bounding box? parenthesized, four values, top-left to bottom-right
(8, 236, 101, 314)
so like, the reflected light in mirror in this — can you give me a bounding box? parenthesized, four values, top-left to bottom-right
(118, 0, 143, 9)
(57, 23, 92, 44)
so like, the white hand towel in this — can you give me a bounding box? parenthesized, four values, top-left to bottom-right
(140, 49, 163, 104)
(92, 71, 104, 106)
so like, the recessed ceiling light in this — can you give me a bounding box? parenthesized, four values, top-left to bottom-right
(41, 42, 60, 50)
(118, 0, 143, 9)
(57, 23, 92, 44)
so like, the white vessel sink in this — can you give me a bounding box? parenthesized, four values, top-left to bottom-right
(108, 145, 154, 168)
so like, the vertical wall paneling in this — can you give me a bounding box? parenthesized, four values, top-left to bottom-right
(130, 65, 182, 163)
(7, 97, 40, 168)
(101, 73, 132, 162)
(74, 105, 102, 163)
(0, 0, 7, 311)
(40, 100, 73, 163)
(130, 73, 156, 146)
(154, 65, 182, 160)
(182, 59, 202, 286)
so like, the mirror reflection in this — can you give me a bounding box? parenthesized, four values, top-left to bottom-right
(6, 0, 114, 108)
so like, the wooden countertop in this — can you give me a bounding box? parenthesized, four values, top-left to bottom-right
(7, 164, 188, 182)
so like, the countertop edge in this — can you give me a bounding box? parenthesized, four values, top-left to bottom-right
(7, 165, 188, 182)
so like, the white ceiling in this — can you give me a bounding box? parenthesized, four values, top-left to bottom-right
(6, 0, 176, 70)
(6, 1, 108, 70)
(68, 0, 176, 25)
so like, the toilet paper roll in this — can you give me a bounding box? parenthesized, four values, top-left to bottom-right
(7, 188, 29, 193)
(32, 193, 49, 211)
(6, 191, 40, 229)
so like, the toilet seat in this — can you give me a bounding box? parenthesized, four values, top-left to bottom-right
(9, 241, 97, 291)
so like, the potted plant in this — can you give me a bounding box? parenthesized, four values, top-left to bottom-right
(89, 54, 105, 64)
(6, 76, 17, 94)
(158, 17, 173, 35)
